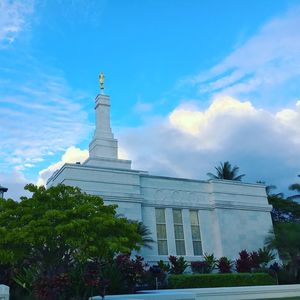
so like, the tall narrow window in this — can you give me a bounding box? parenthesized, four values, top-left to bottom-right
(155, 208, 168, 255)
(173, 209, 186, 255)
(190, 210, 203, 255)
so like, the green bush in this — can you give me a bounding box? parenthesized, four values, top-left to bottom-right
(167, 273, 276, 289)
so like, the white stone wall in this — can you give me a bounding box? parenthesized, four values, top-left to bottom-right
(47, 163, 273, 262)
(215, 208, 273, 257)
(198, 210, 221, 256)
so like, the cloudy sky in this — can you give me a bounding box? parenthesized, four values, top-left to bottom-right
(1, 0, 300, 200)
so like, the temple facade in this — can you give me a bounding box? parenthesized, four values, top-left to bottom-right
(47, 89, 273, 263)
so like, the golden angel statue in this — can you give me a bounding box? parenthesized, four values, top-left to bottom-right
(99, 72, 104, 91)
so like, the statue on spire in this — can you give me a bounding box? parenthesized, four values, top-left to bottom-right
(99, 72, 105, 93)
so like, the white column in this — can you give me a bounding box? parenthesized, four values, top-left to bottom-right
(182, 208, 194, 256)
(141, 206, 158, 256)
(165, 208, 176, 256)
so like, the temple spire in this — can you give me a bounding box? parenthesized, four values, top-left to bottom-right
(88, 73, 117, 159)
(84, 73, 132, 169)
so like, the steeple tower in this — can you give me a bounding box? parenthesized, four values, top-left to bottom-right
(89, 92, 118, 159)
(84, 73, 131, 169)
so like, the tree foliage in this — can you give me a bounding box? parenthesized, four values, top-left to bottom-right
(265, 178, 300, 283)
(268, 194, 300, 222)
(265, 222, 300, 280)
(207, 161, 245, 181)
(128, 220, 154, 249)
(0, 184, 142, 271)
(256, 181, 283, 198)
(288, 174, 300, 201)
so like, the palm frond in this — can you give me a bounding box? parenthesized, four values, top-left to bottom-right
(289, 183, 300, 192)
(128, 220, 154, 249)
(207, 161, 245, 181)
(207, 172, 219, 179)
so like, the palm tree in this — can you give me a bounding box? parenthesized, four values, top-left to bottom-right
(265, 222, 300, 280)
(256, 181, 284, 198)
(136, 221, 154, 249)
(288, 175, 300, 201)
(128, 220, 154, 249)
(207, 161, 245, 181)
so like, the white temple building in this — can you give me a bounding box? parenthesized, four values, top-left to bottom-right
(47, 80, 273, 263)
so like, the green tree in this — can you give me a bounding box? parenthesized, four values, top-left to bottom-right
(0, 184, 142, 272)
(134, 221, 154, 249)
(289, 174, 300, 201)
(207, 161, 245, 181)
(262, 179, 300, 283)
(265, 222, 300, 280)
(268, 194, 300, 222)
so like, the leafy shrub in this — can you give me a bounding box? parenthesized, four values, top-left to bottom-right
(168, 256, 188, 274)
(33, 273, 70, 300)
(236, 250, 252, 272)
(191, 254, 217, 274)
(115, 254, 146, 292)
(257, 247, 275, 267)
(269, 263, 300, 284)
(250, 251, 260, 269)
(269, 262, 280, 273)
(157, 260, 170, 273)
(83, 261, 110, 297)
(203, 253, 217, 273)
(277, 268, 298, 284)
(101, 260, 126, 295)
(217, 257, 232, 273)
(12, 267, 38, 298)
(84, 261, 101, 288)
(144, 265, 167, 289)
(191, 261, 208, 274)
(167, 273, 276, 289)
(236, 249, 272, 272)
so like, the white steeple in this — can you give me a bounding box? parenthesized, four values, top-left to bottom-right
(89, 93, 118, 159)
(84, 73, 131, 169)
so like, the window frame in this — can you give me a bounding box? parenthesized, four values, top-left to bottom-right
(155, 208, 168, 255)
(189, 210, 203, 256)
(173, 209, 186, 255)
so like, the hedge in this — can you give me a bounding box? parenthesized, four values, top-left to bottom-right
(167, 273, 276, 289)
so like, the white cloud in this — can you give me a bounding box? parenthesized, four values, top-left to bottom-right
(118, 147, 130, 160)
(119, 97, 300, 193)
(169, 96, 256, 135)
(0, 171, 30, 200)
(37, 146, 89, 186)
(183, 5, 300, 103)
(0, 0, 34, 46)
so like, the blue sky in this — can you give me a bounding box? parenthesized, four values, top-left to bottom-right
(1, 0, 300, 199)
